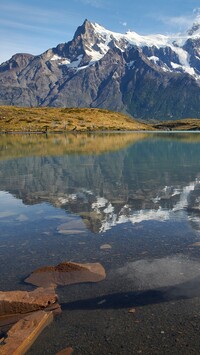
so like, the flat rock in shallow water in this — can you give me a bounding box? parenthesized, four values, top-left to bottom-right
(25, 261, 106, 287)
(0, 310, 53, 355)
(0, 287, 57, 315)
(57, 220, 86, 235)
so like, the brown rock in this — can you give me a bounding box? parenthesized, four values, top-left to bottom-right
(0, 310, 53, 355)
(0, 304, 61, 334)
(0, 287, 57, 316)
(56, 347, 74, 355)
(25, 261, 106, 287)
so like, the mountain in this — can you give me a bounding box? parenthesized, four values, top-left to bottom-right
(0, 19, 200, 120)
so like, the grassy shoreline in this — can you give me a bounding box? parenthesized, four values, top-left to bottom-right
(0, 106, 151, 132)
(0, 106, 200, 132)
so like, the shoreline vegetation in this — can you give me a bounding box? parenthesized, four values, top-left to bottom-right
(0, 133, 149, 159)
(2, 132, 200, 161)
(0, 106, 200, 133)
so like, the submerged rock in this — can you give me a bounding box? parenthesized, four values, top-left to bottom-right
(57, 220, 86, 235)
(0, 287, 57, 316)
(25, 261, 106, 287)
(0, 310, 53, 355)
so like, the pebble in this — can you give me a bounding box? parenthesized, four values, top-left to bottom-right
(100, 244, 112, 250)
(128, 308, 136, 314)
(98, 299, 106, 305)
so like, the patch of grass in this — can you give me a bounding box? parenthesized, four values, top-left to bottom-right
(0, 106, 151, 132)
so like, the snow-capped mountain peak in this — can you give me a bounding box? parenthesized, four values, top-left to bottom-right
(49, 19, 200, 80)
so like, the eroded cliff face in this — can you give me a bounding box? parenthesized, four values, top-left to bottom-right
(0, 20, 200, 120)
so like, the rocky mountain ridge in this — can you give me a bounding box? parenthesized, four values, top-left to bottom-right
(0, 19, 200, 120)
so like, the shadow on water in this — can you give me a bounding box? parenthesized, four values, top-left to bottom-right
(61, 275, 200, 311)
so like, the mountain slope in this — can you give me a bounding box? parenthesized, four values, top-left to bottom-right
(0, 19, 200, 120)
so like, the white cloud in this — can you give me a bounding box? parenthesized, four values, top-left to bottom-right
(166, 16, 194, 27)
(152, 9, 200, 33)
(159, 15, 194, 31)
(120, 21, 127, 27)
(147, 7, 200, 31)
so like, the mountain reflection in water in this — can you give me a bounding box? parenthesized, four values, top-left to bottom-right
(1, 133, 200, 234)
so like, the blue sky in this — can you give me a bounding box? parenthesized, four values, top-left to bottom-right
(0, 0, 200, 64)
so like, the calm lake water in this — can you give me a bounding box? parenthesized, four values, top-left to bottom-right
(1, 132, 200, 354)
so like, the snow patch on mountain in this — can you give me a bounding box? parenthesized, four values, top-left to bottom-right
(89, 22, 200, 79)
(51, 54, 63, 61)
(148, 56, 160, 63)
(171, 61, 196, 76)
(51, 54, 84, 69)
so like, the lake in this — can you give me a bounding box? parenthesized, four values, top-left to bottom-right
(1, 132, 200, 354)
